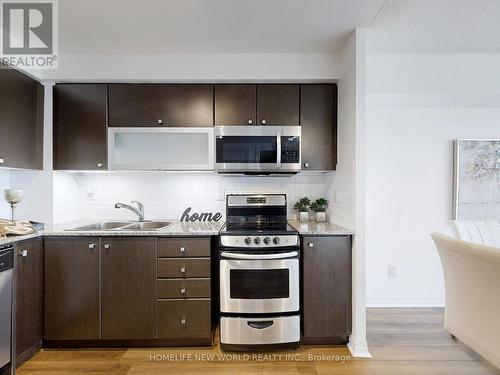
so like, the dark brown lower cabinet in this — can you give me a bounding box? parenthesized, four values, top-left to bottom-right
(15, 237, 43, 365)
(302, 236, 351, 344)
(157, 300, 211, 339)
(101, 237, 157, 339)
(44, 237, 100, 339)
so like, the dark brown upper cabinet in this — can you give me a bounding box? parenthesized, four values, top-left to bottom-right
(108, 84, 214, 127)
(0, 65, 44, 170)
(15, 237, 43, 364)
(300, 84, 338, 170)
(257, 84, 299, 126)
(302, 236, 351, 345)
(44, 237, 101, 340)
(101, 237, 157, 339)
(53, 84, 107, 170)
(215, 84, 257, 125)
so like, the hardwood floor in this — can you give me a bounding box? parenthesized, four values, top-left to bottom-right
(17, 308, 500, 375)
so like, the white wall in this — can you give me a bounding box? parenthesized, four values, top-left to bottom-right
(36, 53, 341, 82)
(333, 30, 370, 358)
(328, 36, 357, 229)
(52, 171, 330, 224)
(365, 54, 500, 307)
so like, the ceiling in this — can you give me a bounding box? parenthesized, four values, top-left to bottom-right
(58, 0, 386, 54)
(368, 0, 500, 53)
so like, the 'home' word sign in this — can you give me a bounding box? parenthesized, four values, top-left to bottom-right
(180, 207, 222, 222)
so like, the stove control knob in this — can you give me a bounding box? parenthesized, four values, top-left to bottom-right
(254, 237, 261, 245)
(263, 237, 271, 245)
(244, 237, 252, 245)
(273, 237, 280, 245)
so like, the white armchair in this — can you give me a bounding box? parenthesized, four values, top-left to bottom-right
(449, 220, 500, 247)
(432, 232, 500, 369)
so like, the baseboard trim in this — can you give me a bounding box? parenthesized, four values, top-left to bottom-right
(347, 336, 371, 358)
(16, 340, 42, 368)
(366, 297, 445, 308)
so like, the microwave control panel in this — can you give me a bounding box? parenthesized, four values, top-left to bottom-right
(281, 136, 300, 164)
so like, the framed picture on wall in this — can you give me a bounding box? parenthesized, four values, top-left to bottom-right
(453, 139, 500, 221)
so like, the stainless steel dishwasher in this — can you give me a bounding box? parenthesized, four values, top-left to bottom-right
(0, 245, 14, 371)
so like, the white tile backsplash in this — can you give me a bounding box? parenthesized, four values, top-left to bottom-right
(0, 170, 10, 219)
(53, 171, 332, 223)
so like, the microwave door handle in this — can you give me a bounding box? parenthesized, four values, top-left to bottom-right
(276, 131, 281, 169)
(220, 251, 298, 260)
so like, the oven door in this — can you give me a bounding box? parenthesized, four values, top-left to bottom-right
(215, 126, 279, 172)
(219, 251, 299, 314)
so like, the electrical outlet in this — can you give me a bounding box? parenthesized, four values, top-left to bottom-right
(388, 265, 397, 279)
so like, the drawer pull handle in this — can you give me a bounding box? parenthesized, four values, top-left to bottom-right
(308, 242, 314, 248)
(97, 163, 104, 168)
(180, 267, 186, 273)
(104, 244, 111, 249)
(180, 318, 187, 325)
(157, 119, 164, 125)
(248, 321, 274, 329)
(19, 250, 28, 257)
(180, 288, 186, 294)
(180, 247, 186, 253)
(88, 243, 96, 249)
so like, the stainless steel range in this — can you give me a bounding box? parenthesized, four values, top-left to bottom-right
(218, 194, 300, 351)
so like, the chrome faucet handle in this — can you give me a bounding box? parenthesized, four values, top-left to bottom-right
(131, 201, 144, 220)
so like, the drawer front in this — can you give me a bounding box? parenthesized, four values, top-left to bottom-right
(158, 258, 210, 278)
(158, 238, 210, 258)
(157, 300, 211, 339)
(157, 279, 211, 299)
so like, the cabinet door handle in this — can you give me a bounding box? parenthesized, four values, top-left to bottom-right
(180, 288, 186, 295)
(97, 163, 104, 168)
(303, 163, 309, 169)
(0, 158, 4, 164)
(19, 249, 28, 257)
(88, 243, 96, 249)
(104, 244, 111, 249)
(180, 267, 186, 274)
(261, 119, 266, 125)
(308, 242, 314, 248)
(180, 318, 187, 325)
(157, 119, 163, 125)
(180, 247, 186, 254)
(248, 119, 253, 125)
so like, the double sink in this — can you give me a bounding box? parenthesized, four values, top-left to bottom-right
(67, 221, 172, 232)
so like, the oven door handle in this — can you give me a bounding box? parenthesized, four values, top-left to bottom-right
(220, 251, 298, 260)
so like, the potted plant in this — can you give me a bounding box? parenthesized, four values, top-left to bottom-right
(294, 197, 311, 222)
(310, 198, 328, 222)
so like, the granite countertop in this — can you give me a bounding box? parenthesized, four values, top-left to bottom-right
(0, 232, 44, 247)
(0, 220, 224, 246)
(47, 220, 224, 237)
(1, 219, 353, 246)
(288, 220, 354, 235)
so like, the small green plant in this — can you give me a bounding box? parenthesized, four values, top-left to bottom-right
(310, 198, 328, 212)
(294, 197, 311, 212)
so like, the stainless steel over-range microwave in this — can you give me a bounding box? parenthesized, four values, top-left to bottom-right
(215, 126, 301, 175)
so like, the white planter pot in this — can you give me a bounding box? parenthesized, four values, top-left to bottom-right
(299, 212, 309, 222)
(315, 212, 326, 222)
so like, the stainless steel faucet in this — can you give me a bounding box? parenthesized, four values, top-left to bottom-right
(115, 201, 145, 221)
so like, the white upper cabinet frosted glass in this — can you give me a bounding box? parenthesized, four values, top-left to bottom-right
(108, 128, 214, 170)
